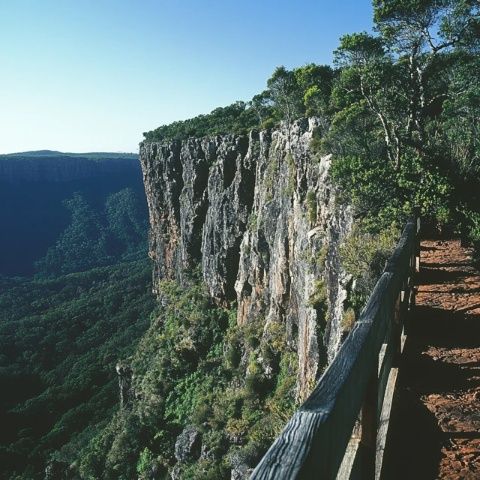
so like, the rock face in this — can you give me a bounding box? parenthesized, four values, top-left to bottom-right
(174, 426, 202, 463)
(115, 362, 134, 408)
(140, 118, 352, 399)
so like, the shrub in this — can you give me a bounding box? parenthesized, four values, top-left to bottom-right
(340, 223, 399, 314)
(309, 279, 327, 310)
(136, 447, 155, 478)
(341, 308, 356, 332)
(306, 190, 317, 224)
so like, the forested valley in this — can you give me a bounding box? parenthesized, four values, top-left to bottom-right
(0, 152, 155, 479)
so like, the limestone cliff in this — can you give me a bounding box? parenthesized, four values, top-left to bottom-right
(140, 118, 352, 399)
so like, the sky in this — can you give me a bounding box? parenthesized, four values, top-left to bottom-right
(0, 0, 374, 154)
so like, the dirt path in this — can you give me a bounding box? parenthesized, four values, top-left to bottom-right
(386, 239, 480, 479)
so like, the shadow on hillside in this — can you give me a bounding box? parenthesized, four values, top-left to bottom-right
(417, 267, 470, 285)
(410, 305, 480, 349)
(383, 385, 442, 480)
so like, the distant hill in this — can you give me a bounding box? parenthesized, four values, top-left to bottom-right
(0, 150, 147, 276)
(0, 151, 139, 183)
(1, 150, 137, 159)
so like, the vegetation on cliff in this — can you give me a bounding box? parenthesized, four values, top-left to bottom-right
(143, 64, 334, 142)
(144, 0, 479, 253)
(76, 276, 297, 480)
(0, 259, 154, 479)
(127, 2, 479, 478)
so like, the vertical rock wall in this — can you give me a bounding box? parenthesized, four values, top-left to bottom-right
(140, 118, 352, 399)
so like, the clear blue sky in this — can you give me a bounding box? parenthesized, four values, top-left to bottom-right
(0, 0, 373, 154)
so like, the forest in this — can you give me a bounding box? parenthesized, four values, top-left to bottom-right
(0, 154, 154, 479)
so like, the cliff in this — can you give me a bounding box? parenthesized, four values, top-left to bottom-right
(140, 118, 352, 398)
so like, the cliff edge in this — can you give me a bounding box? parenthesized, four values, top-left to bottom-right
(140, 118, 352, 399)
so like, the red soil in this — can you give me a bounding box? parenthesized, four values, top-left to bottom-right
(386, 240, 480, 479)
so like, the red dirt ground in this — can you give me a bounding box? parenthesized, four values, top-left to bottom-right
(385, 239, 480, 479)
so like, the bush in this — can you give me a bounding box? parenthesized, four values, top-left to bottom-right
(309, 279, 327, 310)
(136, 447, 155, 478)
(306, 190, 317, 224)
(341, 308, 356, 332)
(340, 223, 399, 314)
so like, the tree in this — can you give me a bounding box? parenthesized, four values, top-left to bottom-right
(372, 0, 480, 148)
(294, 64, 334, 116)
(36, 193, 109, 275)
(250, 90, 274, 125)
(267, 66, 303, 131)
(105, 188, 148, 255)
(334, 33, 405, 168)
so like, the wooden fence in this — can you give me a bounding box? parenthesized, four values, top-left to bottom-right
(251, 212, 420, 480)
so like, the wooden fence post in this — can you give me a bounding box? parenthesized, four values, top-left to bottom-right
(360, 358, 378, 478)
(413, 206, 421, 273)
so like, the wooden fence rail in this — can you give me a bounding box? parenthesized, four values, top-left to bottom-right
(251, 212, 420, 480)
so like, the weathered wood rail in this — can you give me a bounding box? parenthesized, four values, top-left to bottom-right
(251, 212, 421, 480)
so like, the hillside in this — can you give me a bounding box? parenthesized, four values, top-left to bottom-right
(0, 151, 146, 276)
(0, 259, 155, 479)
(0, 151, 155, 479)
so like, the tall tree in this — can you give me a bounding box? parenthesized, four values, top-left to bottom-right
(267, 67, 303, 131)
(334, 32, 406, 167)
(373, 0, 480, 147)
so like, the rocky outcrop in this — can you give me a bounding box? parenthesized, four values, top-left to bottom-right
(115, 362, 134, 408)
(174, 426, 202, 462)
(140, 118, 352, 400)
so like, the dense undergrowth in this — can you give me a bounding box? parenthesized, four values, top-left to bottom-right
(76, 276, 297, 479)
(0, 259, 155, 479)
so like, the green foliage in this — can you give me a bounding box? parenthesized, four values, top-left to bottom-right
(143, 64, 335, 143)
(306, 190, 317, 224)
(340, 224, 399, 314)
(309, 279, 327, 310)
(71, 274, 301, 479)
(136, 447, 155, 478)
(143, 101, 260, 142)
(316, 243, 329, 269)
(331, 151, 455, 232)
(329, 0, 480, 243)
(36, 189, 147, 277)
(35, 193, 109, 275)
(248, 212, 258, 231)
(0, 259, 155, 479)
(267, 66, 303, 126)
(105, 188, 148, 255)
(461, 209, 480, 265)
